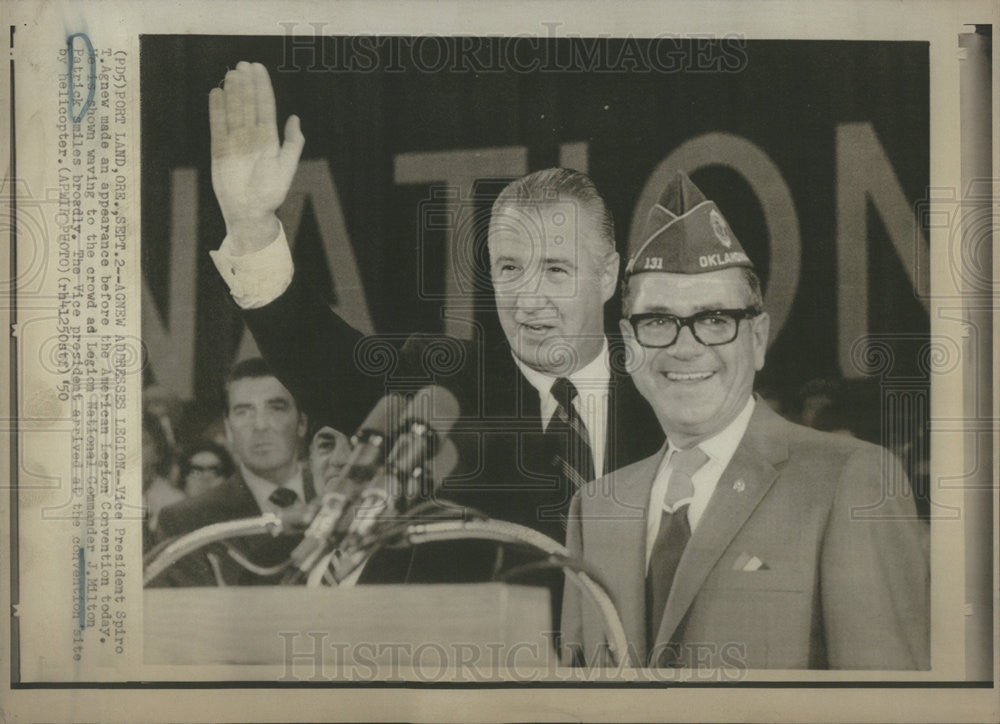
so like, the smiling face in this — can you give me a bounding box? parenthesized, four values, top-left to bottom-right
(621, 268, 769, 447)
(488, 201, 619, 375)
(225, 375, 306, 484)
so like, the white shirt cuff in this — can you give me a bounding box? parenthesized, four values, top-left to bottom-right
(209, 224, 294, 309)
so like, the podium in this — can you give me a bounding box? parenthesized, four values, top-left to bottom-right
(144, 584, 554, 672)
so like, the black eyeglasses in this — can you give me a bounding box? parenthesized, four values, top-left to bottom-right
(626, 307, 761, 348)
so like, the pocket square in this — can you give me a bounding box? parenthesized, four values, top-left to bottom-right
(732, 552, 770, 571)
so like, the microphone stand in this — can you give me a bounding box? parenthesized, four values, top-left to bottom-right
(143, 514, 285, 585)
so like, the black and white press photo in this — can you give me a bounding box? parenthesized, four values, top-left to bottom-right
(3, 2, 996, 722)
(139, 33, 936, 673)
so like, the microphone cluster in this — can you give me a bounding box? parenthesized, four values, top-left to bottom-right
(283, 385, 462, 583)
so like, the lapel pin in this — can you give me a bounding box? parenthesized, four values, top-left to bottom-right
(732, 479, 746, 493)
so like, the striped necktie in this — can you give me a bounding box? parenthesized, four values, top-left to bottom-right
(646, 446, 709, 663)
(550, 377, 596, 491)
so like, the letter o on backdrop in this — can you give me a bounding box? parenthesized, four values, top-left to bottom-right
(630, 133, 801, 347)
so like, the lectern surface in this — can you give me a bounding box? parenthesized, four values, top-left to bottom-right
(145, 583, 553, 673)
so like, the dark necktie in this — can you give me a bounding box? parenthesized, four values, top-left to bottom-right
(645, 446, 708, 663)
(550, 377, 596, 491)
(268, 486, 298, 508)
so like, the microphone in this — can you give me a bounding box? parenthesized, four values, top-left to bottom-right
(332, 391, 407, 494)
(334, 385, 461, 555)
(287, 392, 406, 574)
(327, 434, 457, 585)
(400, 435, 460, 508)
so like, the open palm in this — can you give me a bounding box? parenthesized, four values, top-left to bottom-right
(209, 62, 304, 247)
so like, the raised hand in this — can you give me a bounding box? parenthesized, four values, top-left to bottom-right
(209, 61, 305, 253)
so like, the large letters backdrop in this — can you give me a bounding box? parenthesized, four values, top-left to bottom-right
(140, 36, 930, 507)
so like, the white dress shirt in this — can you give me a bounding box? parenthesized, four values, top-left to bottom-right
(645, 397, 756, 570)
(513, 340, 611, 478)
(239, 462, 306, 515)
(210, 226, 294, 309)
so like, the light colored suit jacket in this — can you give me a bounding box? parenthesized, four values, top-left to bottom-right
(561, 401, 929, 670)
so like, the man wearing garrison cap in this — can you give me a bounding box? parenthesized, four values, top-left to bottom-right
(561, 171, 929, 670)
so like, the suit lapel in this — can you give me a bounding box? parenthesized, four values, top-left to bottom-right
(654, 403, 789, 648)
(483, 338, 543, 423)
(232, 473, 262, 515)
(588, 447, 665, 664)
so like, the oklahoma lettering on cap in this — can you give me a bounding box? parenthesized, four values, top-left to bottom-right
(625, 171, 753, 276)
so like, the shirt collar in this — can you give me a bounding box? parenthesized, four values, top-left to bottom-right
(667, 396, 756, 465)
(512, 338, 611, 400)
(240, 462, 305, 511)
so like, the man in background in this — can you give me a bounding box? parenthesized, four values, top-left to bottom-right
(561, 172, 929, 670)
(152, 357, 317, 586)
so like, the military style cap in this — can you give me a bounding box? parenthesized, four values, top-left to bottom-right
(625, 171, 753, 277)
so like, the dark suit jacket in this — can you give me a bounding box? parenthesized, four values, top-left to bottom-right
(561, 402, 930, 670)
(149, 472, 313, 587)
(241, 271, 664, 579)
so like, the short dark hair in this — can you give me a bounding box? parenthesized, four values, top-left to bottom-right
(621, 267, 764, 317)
(224, 357, 292, 413)
(491, 168, 616, 261)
